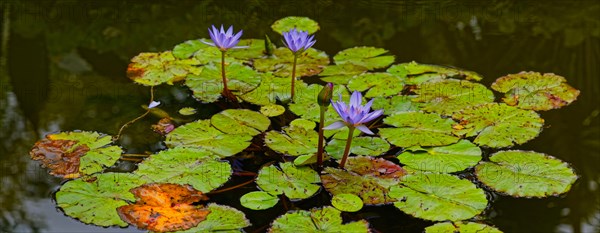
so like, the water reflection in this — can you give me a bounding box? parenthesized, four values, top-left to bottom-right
(1, 0, 599, 232)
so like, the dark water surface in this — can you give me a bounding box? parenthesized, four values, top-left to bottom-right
(1, 0, 599, 232)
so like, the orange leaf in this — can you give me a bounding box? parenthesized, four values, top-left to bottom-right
(29, 139, 89, 178)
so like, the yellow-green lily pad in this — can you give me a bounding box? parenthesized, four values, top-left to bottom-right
(254, 47, 329, 77)
(127, 51, 202, 86)
(412, 79, 495, 116)
(425, 222, 502, 233)
(380, 112, 460, 148)
(240, 191, 279, 210)
(387, 61, 483, 84)
(255, 162, 321, 200)
(211, 109, 270, 136)
(165, 120, 253, 157)
(333, 46, 395, 70)
(268, 206, 369, 233)
(331, 194, 364, 212)
(347, 72, 404, 98)
(178, 203, 251, 232)
(398, 140, 482, 173)
(185, 63, 261, 103)
(325, 137, 390, 159)
(264, 119, 318, 157)
(271, 16, 320, 35)
(260, 104, 286, 117)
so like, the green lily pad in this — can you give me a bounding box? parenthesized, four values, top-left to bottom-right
(134, 147, 231, 193)
(271, 16, 320, 35)
(178, 203, 251, 233)
(55, 173, 148, 227)
(228, 39, 267, 60)
(398, 140, 482, 173)
(371, 95, 421, 115)
(380, 112, 460, 148)
(387, 61, 483, 84)
(491, 72, 580, 111)
(389, 173, 488, 221)
(240, 191, 279, 210)
(165, 120, 253, 157)
(260, 104, 286, 117)
(321, 157, 406, 205)
(240, 72, 309, 105)
(179, 107, 197, 116)
(255, 162, 321, 200)
(254, 47, 330, 77)
(331, 194, 364, 212)
(425, 222, 502, 233)
(452, 103, 544, 148)
(333, 47, 395, 70)
(172, 39, 240, 64)
(185, 62, 261, 103)
(31, 131, 122, 177)
(211, 109, 270, 136)
(289, 84, 350, 123)
(412, 79, 495, 116)
(475, 150, 578, 197)
(264, 119, 318, 157)
(319, 64, 368, 85)
(347, 73, 404, 98)
(127, 51, 202, 86)
(325, 137, 390, 159)
(268, 206, 369, 233)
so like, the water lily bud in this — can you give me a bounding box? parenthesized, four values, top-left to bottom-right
(317, 83, 334, 107)
(264, 34, 274, 56)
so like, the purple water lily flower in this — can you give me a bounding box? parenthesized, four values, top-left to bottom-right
(204, 25, 243, 51)
(282, 28, 316, 54)
(324, 91, 384, 135)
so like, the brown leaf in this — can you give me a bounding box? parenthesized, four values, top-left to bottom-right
(152, 118, 175, 135)
(345, 156, 406, 179)
(29, 139, 89, 178)
(118, 183, 210, 232)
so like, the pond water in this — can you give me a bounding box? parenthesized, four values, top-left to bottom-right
(1, 0, 599, 232)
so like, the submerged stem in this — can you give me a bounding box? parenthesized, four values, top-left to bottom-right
(114, 86, 154, 142)
(339, 126, 355, 169)
(317, 106, 326, 168)
(290, 54, 298, 101)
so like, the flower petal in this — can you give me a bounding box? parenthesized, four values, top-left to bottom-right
(350, 91, 362, 107)
(355, 125, 374, 135)
(323, 121, 346, 130)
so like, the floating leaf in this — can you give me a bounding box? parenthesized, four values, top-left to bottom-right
(475, 150, 578, 197)
(117, 183, 210, 232)
(240, 72, 308, 105)
(380, 112, 460, 148)
(173, 39, 204, 59)
(260, 104, 286, 117)
(387, 61, 483, 84)
(165, 120, 253, 158)
(254, 47, 329, 77)
(55, 173, 148, 227)
(412, 79, 495, 116)
(425, 222, 502, 233)
(333, 46, 395, 70)
(179, 107, 197, 116)
(255, 162, 321, 200)
(347, 72, 404, 98)
(172, 39, 239, 64)
(186, 63, 261, 103)
(264, 119, 318, 157)
(389, 173, 488, 221)
(321, 157, 406, 205)
(319, 64, 368, 85)
(452, 103, 544, 148)
(211, 109, 270, 136)
(271, 16, 320, 35)
(127, 52, 201, 86)
(491, 72, 580, 111)
(134, 147, 231, 193)
(268, 206, 369, 233)
(228, 39, 267, 60)
(398, 140, 482, 173)
(178, 204, 251, 232)
(325, 137, 390, 159)
(240, 191, 279, 210)
(371, 95, 421, 115)
(30, 131, 121, 178)
(331, 194, 364, 212)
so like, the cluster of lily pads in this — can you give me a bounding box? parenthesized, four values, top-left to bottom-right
(29, 16, 581, 232)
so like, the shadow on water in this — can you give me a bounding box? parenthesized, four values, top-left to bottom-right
(1, 0, 599, 232)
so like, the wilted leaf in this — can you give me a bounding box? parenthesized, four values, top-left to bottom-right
(347, 72, 404, 98)
(271, 16, 320, 35)
(134, 147, 231, 193)
(475, 150, 578, 197)
(425, 222, 502, 233)
(398, 140, 482, 173)
(165, 120, 253, 157)
(268, 206, 369, 233)
(186, 63, 261, 103)
(264, 119, 318, 157)
(333, 46, 395, 70)
(331, 194, 364, 212)
(452, 103, 544, 148)
(178, 204, 251, 232)
(326, 137, 390, 159)
(240, 191, 279, 210)
(255, 162, 321, 200)
(380, 112, 460, 148)
(55, 173, 148, 227)
(387, 61, 483, 84)
(491, 71, 580, 111)
(117, 183, 210, 232)
(30, 131, 121, 178)
(390, 173, 488, 221)
(254, 47, 329, 77)
(260, 104, 286, 117)
(127, 52, 201, 86)
(211, 109, 271, 136)
(152, 118, 176, 135)
(412, 79, 495, 116)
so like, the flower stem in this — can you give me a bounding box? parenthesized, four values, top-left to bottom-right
(339, 126, 355, 169)
(114, 86, 154, 142)
(291, 54, 298, 101)
(220, 51, 235, 101)
(317, 106, 326, 168)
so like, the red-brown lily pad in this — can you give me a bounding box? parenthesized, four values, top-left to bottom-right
(117, 183, 210, 232)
